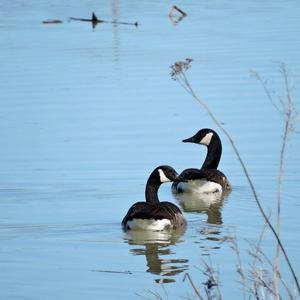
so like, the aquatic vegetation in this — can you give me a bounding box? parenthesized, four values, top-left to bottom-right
(167, 60, 299, 299)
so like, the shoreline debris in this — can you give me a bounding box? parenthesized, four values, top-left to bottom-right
(169, 5, 187, 17)
(168, 5, 187, 25)
(92, 269, 133, 275)
(42, 19, 63, 24)
(69, 12, 138, 28)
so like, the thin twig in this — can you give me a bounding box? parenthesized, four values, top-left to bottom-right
(227, 235, 247, 300)
(92, 269, 132, 274)
(258, 249, 296, 300)
(274, 64, 293, 300)
(248, 212, 271, 300)
(183, 273, 205, 300)
(136, 290, 163, 300)
(250, 71, 283, 115)
(201, 258, 222, 300)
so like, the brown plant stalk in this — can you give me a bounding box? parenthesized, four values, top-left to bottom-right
(183, 272, 206, 300)
(170, 59, 300, 295)
(252, 64, 295, 299)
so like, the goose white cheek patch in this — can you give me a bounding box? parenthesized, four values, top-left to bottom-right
(199, 132, 213, 145)
(158, 169, 171, 183)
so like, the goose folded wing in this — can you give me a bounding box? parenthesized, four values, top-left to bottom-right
(122, 202, 181, 223)
(177, 168, 226, 183)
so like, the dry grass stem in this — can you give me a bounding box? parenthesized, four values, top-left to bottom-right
(201, 259, 222, 300)
(170, 60, 300, 295)
(183, 272, 206, 300)
(249, 212, 272, 299)
(136, 290, 164, 300)
(227, 236, 247, 300)
(252, 64, 297, 299)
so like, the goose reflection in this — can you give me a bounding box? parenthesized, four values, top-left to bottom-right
(173, 192, 230, 253)
(173, 191, 230, 225)
(123, 228, 188, 283)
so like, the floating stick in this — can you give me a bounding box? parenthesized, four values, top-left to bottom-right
(69, 12, 138, 27)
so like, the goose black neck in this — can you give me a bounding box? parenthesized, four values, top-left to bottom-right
(201, 135, 222, 169)
(145, 175, 161, 204)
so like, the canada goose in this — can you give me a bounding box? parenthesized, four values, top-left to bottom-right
(173, 128, 231, 194)
(122, 166, 187, 231)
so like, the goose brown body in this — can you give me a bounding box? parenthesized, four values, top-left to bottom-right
(122, 166, 186, 231)
(173, 129, 231, 194)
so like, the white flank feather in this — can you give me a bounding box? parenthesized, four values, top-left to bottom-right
(176, 179, 222, 194)
(127, 218, 171, 231)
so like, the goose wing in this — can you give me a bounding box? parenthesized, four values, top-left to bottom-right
(159, 201, 184, 215)
(159, 201, 186, 227)
(122, 201, 185, 228)
(177, 168, 224, 181)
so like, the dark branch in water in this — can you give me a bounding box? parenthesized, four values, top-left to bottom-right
(169, 5, 188, 17)
(168, 6, 187, 26)
(69, 12, 138, 27)
(42, 19, 63, 24)
(92, 269, 133, 274)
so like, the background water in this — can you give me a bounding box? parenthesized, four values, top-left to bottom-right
(0, 0, 300, 299)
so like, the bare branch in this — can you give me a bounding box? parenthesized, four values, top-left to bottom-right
(250, 71, 283, 115)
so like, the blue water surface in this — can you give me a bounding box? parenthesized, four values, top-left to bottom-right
(1, 1, 300, 299)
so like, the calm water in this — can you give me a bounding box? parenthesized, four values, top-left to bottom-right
(1, 1, 300, 299)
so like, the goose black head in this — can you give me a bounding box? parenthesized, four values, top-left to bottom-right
(149, 165, 185, 183)
(182, 128, 217, 147)
(154, 165, 179, 183)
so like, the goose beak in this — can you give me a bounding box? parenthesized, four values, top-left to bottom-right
(182, 136, 196, 143)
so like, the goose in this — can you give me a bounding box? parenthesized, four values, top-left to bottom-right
(172, 128, 231, 194)
(122, 166, 187, 231)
